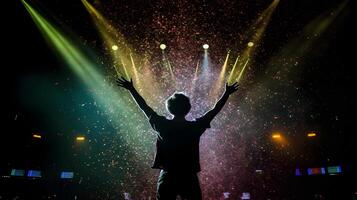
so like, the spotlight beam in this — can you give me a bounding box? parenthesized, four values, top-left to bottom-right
(190, 60, 200, 96)
(120, 56, 130, 80)
(227, 55, 240, 84)
(220, 51, 231, 81)
(82, 0, 127, 74)
(236, 58, 250, 83)
(22, 0, 153, 168)
(129, 52, 140, 85)
(166, 60, 175, 82)
(210, 51, 230, 98)
(82, 0, 143, 87)
(162, 52, 175, 82)
(228, 0, 280, 85)
(82, 0, 165, 110)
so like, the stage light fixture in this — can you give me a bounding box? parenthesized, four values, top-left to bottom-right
(76, 136, 85, 141)
(307, 132, 317, 137)
(111, 45, 118, 51)
(33, 134, 42, 139)
(160, 43, 166, 50)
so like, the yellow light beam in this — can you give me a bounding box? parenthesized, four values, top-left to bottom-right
(129, 53, 140, 85)
(112, 63, 122, 79)
(161, 51, 174, 78)
(82, 1, 124, 57)
(82, 0, 167, 102)
(229, 0, 280, 84)
(227, 55, 240, 84)
(248, 0, 280, 45)
(166, 58, 175, 81)
(82, 0, 125, 44)
(236, 58, 250, 83)
(210, 51, 230, 98)
(219, 51, 231, 81)
(254, 0, 348, 88)
(82, 0, 139, 82)
(120, 56, 130, 80)
(190, 60, 200, 95)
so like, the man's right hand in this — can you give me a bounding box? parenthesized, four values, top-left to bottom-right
(116, 76, 134, 91)
(225, 82, 239, 95)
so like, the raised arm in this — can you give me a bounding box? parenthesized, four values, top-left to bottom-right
(116, 76, 155, 118)
(201, 82, 239, 123)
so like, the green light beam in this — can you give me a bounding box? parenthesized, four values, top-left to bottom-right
(22, 1, 155, 167)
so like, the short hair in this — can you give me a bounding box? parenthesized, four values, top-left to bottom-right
(166, 92, 191, 117)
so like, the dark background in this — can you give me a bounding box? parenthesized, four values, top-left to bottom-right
(2, 0, 356, 199)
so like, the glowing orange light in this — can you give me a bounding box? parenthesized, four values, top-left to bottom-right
(272, 133, 281, 139)
(33, 134, 41, 139)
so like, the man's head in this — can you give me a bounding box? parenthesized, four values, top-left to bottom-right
(166, 92, 191, 117)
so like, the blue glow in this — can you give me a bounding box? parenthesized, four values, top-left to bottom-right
(295, 168, 302, 176)
(27, 170, 42, 178)
(60, 171, 74, 179)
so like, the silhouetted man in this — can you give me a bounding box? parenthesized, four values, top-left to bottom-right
(117, 77, 239, 200)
